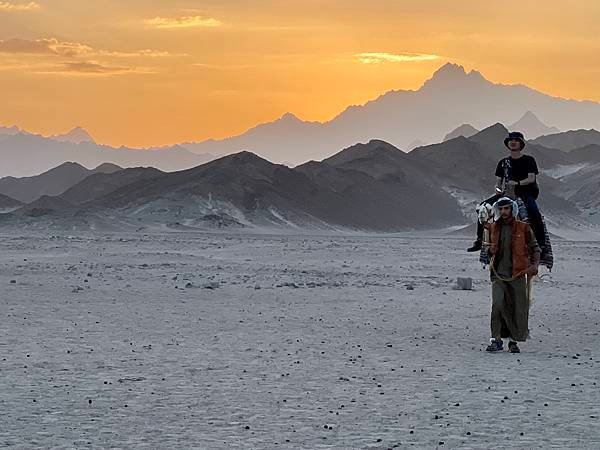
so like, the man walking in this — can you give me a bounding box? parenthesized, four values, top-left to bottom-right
(485, 197, 541, 353)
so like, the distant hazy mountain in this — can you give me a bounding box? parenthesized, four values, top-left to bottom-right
(50, 126, 96, 144)
(444, 124, 479, 141)
(0, 125, 24, 136)
(0, 133, 216, 177)
(5, 62, 600, 173)
(93, 163, 123, 174)
(181, 112, 328, 166)
(508, 111, 560, 139)
(0, 162, 122, 203)
(531, 129, 600, 152)
(182, 63, 600, 165)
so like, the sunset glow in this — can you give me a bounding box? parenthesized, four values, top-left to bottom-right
(1, 0, 599, 147)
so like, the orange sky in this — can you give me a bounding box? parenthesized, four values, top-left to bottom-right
(1, 0, 599, 147)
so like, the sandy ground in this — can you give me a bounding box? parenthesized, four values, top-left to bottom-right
(1, 231, 599, 449)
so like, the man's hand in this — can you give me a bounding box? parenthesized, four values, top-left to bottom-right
(507, 180, 518, 186)
(526, 265, 539, 276)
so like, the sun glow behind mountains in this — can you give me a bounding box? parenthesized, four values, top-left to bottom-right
(1, 0, 599, 148)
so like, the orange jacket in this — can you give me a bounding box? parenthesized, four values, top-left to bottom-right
(490, 219, 531, 277)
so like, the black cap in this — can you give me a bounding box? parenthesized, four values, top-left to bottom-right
(504, 131, 526, 150)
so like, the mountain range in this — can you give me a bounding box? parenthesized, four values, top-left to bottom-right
(0, 193, 22, 213)
(0, 125, 23, 136)
(1, 123, 600, 233)
(180, 63, 600, 164)
(442, 111, 559, 143)
(0, 133, 215, 178)
(509, 111, 560, 139)
(50, 127, 96, 144)
(4, 62, 600, 175)
(0, 162, 121, 203)
(531, 129, 600, 151)
(444, 124, 479, 141)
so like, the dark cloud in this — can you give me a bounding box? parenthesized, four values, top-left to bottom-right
(51, 61, 132, 74)
(0, 38, 91, 56)
(0, 38, 56, 54)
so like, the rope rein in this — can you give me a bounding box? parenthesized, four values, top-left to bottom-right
(489, 255, 527, 282)
(489, 255, 535, 307)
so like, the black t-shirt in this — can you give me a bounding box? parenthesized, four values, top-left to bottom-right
(495, 155, 539, 197)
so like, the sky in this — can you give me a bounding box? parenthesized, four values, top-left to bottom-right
(1, 0, 599, 147)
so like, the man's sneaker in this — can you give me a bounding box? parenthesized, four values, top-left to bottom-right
(508, 341, 520, 353)
(485, 339, 504, 352)
(467, 240, 482, 252)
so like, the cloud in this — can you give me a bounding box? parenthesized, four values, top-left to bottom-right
(0, 58, 133, 75)
(56, 61, 131, 74)
(0, 38, 179, 58)
(99, 49, 183, 58)
(0, 38, 169, 76)
(145, 15, 222, 29)
(32, 61, 157, 76)
(0, 38, 93, 56)
(355, 52, 439, 64)
(0, 60, 36, 71)
(0, 1, 39, 11)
